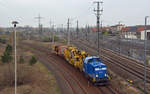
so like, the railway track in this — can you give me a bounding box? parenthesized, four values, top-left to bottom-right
(102, 48, 150, 72)
(102, 51, 150, 82)
(72, 39, 150, 83)
(38, 53, 86, 94)
(98, 86, 120, 94)
(23, 44, 88, 94)
(79, 38, 150, 72)
(22, 42, 121, 94)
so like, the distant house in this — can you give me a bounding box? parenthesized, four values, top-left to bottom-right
(140, 30, 150, 40)
(137, 26, 150, 40)
(91, 27, 111, 33)
(103, 27, 111, 32)
(122, 25, 150, 40)
(91, 27, 97, 32)
(121, 26, 138, 39)
(111, 24, 125, 32)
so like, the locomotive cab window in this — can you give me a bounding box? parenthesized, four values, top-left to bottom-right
(88, 59, 93, 63)
(95, 58, 101, 62)
(88, 58, 101, 63)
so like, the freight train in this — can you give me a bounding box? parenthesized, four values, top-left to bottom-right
(53, 45, 110, 85)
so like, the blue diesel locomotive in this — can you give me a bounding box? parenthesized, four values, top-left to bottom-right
(83, 56, 109, 85)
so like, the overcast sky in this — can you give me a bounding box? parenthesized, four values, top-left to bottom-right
(0, 0, 149, 27)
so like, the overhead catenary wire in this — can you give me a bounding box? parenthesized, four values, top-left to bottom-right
(35, 14, 43, 33)
(67, 18, 70, 45)
(144, 16, 149, 94)
(93, 1, 103, 57)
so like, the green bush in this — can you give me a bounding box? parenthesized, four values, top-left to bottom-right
(29, 56, 37, 66)
(54, 36, 59, 41)
(5, 44, 12, 54)
(104, 31, 109, 35)
(43, 36, 59, 42)
(43, 37, 50, 42)
(1, 45, 12, 64)
(1, 52, 12, 64)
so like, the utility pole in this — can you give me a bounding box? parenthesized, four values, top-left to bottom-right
(49, 20, 52, 30)
(76, 20, 79, 38)
(61, 24, 64, 32)
(94, 1, 103, 56)
(118, 21, 122, 31)
(67, 18, 70, 45)
(118, 21, 122, 38)
(101, 21, 103, 49)
(144, 16, 149, 94)
(85, 25, 88, 40)
(52, 24, 55, 43)
(87, 24, 90, 41)
(12, 21, 19, 94)
(35, 14, 43, 33)
(118, 21, 122, 54)
(49, 20, 52, 41)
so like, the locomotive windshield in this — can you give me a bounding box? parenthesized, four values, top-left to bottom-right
(88, 58, 101, 63)
(95, 58, 101, 62)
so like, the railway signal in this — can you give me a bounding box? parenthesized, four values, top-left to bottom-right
(12, 21, 19, 94)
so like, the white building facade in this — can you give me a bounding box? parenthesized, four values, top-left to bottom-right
(141, 30, 150, 40)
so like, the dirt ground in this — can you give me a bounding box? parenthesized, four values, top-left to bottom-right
(108, 69, 142, 94)
(0, 44, 60, 94)
(41, 41, 144, 94)
(23, 40, 145, 94)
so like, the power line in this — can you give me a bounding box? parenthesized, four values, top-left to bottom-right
(49, 19, 52, 43)
(76, 20, 79, 38)
(118, 21, 122, 54)
(144, 16, 149, 94)
(93, 1, 103, 56)
(35, 14, 43, 33)
(52, 23, 56, 43)
(49, 20, 52, 29)
(67, 18, 70, 45)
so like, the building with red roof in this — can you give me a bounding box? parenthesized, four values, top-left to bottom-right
(121, 25, 150, 40)
(91, 27, 111, 32)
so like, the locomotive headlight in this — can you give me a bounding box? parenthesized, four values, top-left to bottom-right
(95, 68, 100, 71)
(101, 67, 107, 70)
(96, 74, 98, 77)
